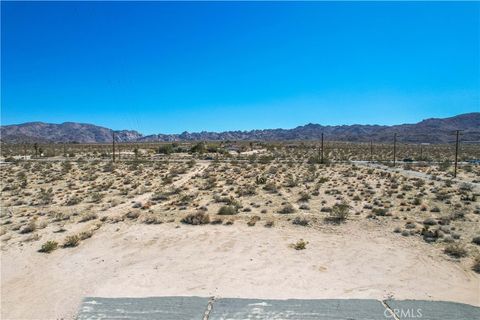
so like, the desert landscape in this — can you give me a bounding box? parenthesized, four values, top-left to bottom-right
(1, 140, 479, 319)
(2, 1, 480, 319)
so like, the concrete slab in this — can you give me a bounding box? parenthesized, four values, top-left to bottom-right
(385, 300, 480, 320)
(77, 296, 210, 320)
(209, 298, 387, 320)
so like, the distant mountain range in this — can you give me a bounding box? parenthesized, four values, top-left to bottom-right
(1, 113, 479, 144)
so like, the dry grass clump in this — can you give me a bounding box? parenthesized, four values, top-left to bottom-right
(63, 235, 80, 248)
(181, 211, 210, 225)
(247, 215, 260, 226)
(292, 216, 309, 226)
(143, 214, 163, 225)
(291, 239, 308, 250)
(78, 212, 98, 223)
(38, 240, 58, 253)
(472, 236, 480, 246)
(277, 203, 295, 214)
(444, 243, 468, 258)
(264, 220, 274, 228)
(473, 255, 480, 273)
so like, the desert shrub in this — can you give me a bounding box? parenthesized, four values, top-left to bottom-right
(237, 184, 257, 196)
(143, 215, 163, 224)
(255, 176, 267, 185)
(38, 188, 54, 205)
(20, 221, 36, 234)
(473, 256, 480, 273)
(423, 218, 437, 226)
(264, 220, 274, 228)
(459, 183, 473, 192)
(181, 211, 210, 225)
(292, 216, 309, 226)
(372, 208, 388, 216)
(284, 177, 298, 188)
(277, 203, 296, 214)
(157, 144, 174, 155)
(103, 162, 115, 172)
(79, 212, 97, 223)
(125, 211, 140, 219)
(63, 235, 80, 248)
(210, 218, 223, 225)
(438, 160, 451, 172)
(218, 205, 238, 215)
(325, 202, 350, 223)
(151, 191, 170, 201)
(66, 196, 82, 206)
(90, 192, 104, 203)
(187, 159, 196, 167)
(79, 230, 94, 240)
(247, 215, 261, 226)
(263, 182, 278, 193)
(298, 191, 311, 202)
(61, 161, 73, 173)
(39, 240, 58, 253)
(444, 243, 468, 258)
(472, 236, 480, 246)
(292, 239, 308, 250)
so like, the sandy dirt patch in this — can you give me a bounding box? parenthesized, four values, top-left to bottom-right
(1, 221, 478, 319)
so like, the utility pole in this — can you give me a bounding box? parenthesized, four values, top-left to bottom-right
(454, 130, 461, 178)
(320, 133, 324, 164)
(370, 140, 373, 162)
(393, 133, 397, 167)
(112, 131, 116, 163)
(23, 144, 27, 160)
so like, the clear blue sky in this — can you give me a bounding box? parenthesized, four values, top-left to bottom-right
(1, 1, 479, 134)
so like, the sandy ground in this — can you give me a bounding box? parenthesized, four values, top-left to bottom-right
(1, 221, 478, 320)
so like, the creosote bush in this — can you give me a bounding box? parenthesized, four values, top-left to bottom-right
(444, 243, 468, 258)
(277, 203, 295, 214)
(473, 256, 480, 273)
(325, 202, 350, 223)
(181, 211, 210, 225)
(63, 235, 81, 248)
(39, 240, 58, 253)
(218, 205, 238, 215)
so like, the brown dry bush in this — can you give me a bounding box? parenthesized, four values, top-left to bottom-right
(181, 211, 210, 225)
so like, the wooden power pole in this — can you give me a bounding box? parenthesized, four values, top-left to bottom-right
(393, 133, 397, 166)
(112, 131, 116, 163)
(370, 140, 373, 162)
(454, 130, 461, 178)
(320, 133, 324, 164)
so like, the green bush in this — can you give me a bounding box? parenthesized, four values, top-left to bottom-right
(218, 205, 238, 215)
(39, 240, 58, 253)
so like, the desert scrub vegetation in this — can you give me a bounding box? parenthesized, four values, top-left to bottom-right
(325, 202, 350, 223)
(63, 235, 81, 248)
(181, 211, 210, 225)
(291, 239, 308, 250)
(473, 255, 480, 273)
(218, 205, 238, 215)
(444, 243, 468, 259)
(38, 240, 58, 253)
(277, 203, 295, 214)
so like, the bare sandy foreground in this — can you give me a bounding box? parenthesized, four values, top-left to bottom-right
(1, 221, 479, 320)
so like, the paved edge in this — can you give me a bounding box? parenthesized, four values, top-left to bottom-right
(77, 297, 480, 320)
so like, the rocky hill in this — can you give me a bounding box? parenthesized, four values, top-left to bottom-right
(0, 122, 142, 143)
(1, 113, 479, 144)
